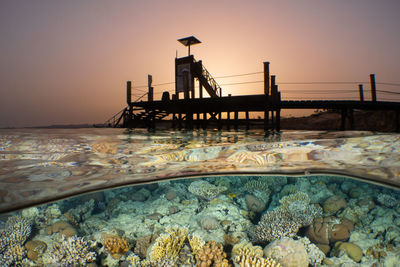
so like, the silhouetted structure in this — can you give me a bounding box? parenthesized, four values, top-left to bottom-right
(105, 37, 400, 132)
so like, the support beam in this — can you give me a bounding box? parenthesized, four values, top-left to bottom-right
(246, 111, 250, 130)
(341, 109, 347, 130)
(359, 84, 364, 101)
(349, 108, 354, 130)
(276, 109, 281, 132)
(234, 111, 239, 130)
(227, 112, 230, 130)
(370, 74, 377, 102)
(264, 109, 269, 131)
(264, 61, 270, 96)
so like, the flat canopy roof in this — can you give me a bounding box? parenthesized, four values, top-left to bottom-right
(178, 36, 201, 46)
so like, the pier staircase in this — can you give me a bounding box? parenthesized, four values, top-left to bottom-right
(104, 107, 169, 128)
(193, 61, 222, 98)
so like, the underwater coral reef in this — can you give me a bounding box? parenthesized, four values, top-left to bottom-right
(0, 174, 400, 266)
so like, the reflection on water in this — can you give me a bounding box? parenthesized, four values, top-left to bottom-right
(0, 128, 400, 266)
(1, 128, 399, 214)
(1, 175, 399, 266)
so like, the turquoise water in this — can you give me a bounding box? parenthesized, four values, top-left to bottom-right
(0, 129, 400, 266)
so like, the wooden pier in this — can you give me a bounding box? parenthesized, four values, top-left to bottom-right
(106, 36, 400, 132)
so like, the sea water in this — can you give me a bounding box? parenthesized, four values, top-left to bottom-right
(0, 128, 399, 266)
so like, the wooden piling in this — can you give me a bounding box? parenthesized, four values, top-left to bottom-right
(370, 74, 377, 102)
(218, 112, 222, 130)
(126, 81, 132, 105)
(276, 110, 281, 132)
(264, 62, 270, 96)
(264, 62, 270, 131)
(234, 111, 239, 130)
(358, 84, 364, 101)
(227, 112, 231, 130)
(349, 108, 354, 130)
(341, 109, 347, 130)
(127, 81, 133, 126)
(246, 111, 250, 130)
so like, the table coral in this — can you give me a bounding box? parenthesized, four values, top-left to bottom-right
(188, 180, 227, 200)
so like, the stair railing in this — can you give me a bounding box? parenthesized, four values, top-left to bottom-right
(201, 64, 222, 97)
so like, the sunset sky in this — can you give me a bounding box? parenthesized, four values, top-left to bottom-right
(1, 0, 400, 127)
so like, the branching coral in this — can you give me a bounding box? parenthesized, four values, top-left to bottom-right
(49, 236, 96, 266)
(0, 215, 32, 266)
(244, 180, 270, 192)
(104, 235, 130, 259)
(4, 215, 32, 244)
(279, 191, 310, 208)
(149, 227, 188, 263)
(252, 210, 301, 243)
(298, 237, 325, 267)
(195, 240, 230, 267)
(188, 233, 206, 255)
(188, 180, 227, 200)
(278, 192, 322, 227)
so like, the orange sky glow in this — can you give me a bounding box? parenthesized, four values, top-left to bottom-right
(1, 0, 400, 127)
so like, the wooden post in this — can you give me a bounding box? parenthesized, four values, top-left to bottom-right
(218, 112, 222, 130)
(127, 81, 133, 127)
(202, 113, 207, 130)
(234, 111, 239, 130)
(148, 75, 153, 102)
(227, 111, 230, 130)
(370, 74, 377, 102)
(276, 109, 281, 132)
(271, 110, 275, 130)
(264, 62, 270, 96)
(246, 111, 250, 130)
(358, 84, 364, 101)
(271, 75, 276, 95)
(148, 87, 153, 102)
(341, 109, 347, 130)
(264, 109, 269, 131)
(126, 81, 132, 105)
(349, 108, 354, 130)
(178, 113, 182, 129)
(264, 62, 270, 132)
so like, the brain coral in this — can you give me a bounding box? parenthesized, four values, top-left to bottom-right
(188, 180, 227, 200)
(263, 237, 309, 267)
(199, 216, 220, 230)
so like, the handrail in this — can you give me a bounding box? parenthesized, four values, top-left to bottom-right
(104, 107, 127, 127)
(134, 92, 148, 102)
(201, 64, 222, 97)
